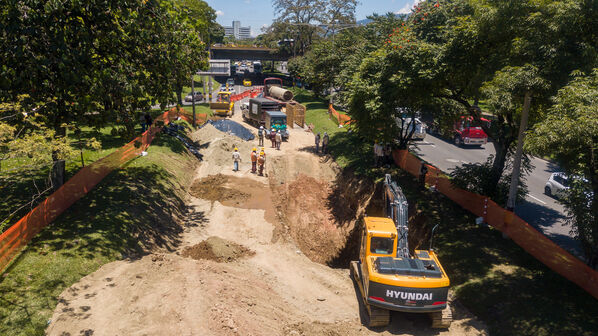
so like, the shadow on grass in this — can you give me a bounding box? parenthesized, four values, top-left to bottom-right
(390, 169, 598, 336)
(0, 134, 200, 336)
(313, 124, 598, 335)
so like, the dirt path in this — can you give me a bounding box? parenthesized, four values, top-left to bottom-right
(46, 95, 488, 335)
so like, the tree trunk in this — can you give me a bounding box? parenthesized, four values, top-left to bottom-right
(177, 89, 183, 106)
(51, 120, 67, 191)
(489, 139, 509, 192)
(51, 158, 65, 191)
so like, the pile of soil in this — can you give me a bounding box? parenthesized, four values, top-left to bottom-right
(190, 174, 250, 205)
(181, 236, 254, 262)
(190, 124, 257, 176)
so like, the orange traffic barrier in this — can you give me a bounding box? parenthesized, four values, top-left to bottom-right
(328, 104, 352, 126)
(392, 149, 598, 299)
(0, 108, 183, 272)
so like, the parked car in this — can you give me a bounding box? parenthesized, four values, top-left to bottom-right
(184, 92, 203, 102)
(545, 172, 569, 198)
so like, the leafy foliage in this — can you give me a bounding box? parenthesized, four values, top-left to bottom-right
(449, 154, 530, 206)
(527, 69, 598, 261)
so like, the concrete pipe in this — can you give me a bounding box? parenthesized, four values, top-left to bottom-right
(269, 86, 294, 101)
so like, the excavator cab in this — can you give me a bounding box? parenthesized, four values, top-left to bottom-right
(217, 92, 231, 103)
(210, 91, 234, 117)
(351, 174, 452, 329)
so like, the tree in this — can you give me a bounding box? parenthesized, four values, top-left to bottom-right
(177, 0, 223, 45)
(271, 0, 359, 54)
(272, 0, 326, 54)
(527, 69, 598, 263)
(347, 41, 440, 148)
(0, 0, 210, 187)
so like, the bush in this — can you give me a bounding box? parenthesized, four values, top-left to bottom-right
(449, 155, 529, 206)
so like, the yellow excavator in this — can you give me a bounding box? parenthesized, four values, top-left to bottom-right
(351, 174, 452, 328)
(210, 91, 234, 117)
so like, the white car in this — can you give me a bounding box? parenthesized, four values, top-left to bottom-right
(545, 172, 569, 199)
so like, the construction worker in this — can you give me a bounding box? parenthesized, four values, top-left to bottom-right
(315, 132, 321, 153)
(275, 130, 282, 150)
(374, 141, 383, 166)
(322, 132, 329, 154)
(250, 147, 258, 174)
(270, 128, 276, 148)
(257, 149, 266, 176)
(258, 126, 264, 146)
(232, 147, 241, 172)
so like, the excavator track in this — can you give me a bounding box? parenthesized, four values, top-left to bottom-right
(351, 261, 390, 328)
(430, 304, 453, 329)
(366, 305, 390, 327)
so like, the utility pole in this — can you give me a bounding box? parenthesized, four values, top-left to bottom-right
(191, 74, 196, 128)
(329, 26, 335, 106)
(506, 91, 532, 211)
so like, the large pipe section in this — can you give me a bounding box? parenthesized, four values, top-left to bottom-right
(268, 86, 294, 101)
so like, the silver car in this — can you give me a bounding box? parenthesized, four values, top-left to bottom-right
(545, 172, 569, 199)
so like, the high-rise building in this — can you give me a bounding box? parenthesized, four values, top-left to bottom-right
(223, 21, 251, 40)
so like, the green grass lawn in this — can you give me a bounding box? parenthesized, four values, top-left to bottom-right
(179, 104, 213, 117)
(0, 124, 151, 232)
(297, 88, 598, 336)
(0, 131, 197, 335)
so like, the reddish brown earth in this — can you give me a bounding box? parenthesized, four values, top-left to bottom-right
(47, 106, 488, 335)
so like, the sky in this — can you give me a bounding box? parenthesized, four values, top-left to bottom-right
(204, 0, 421, 37)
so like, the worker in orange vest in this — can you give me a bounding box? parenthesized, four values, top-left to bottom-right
(250, 148, 258, 174)
(258, 148, 266, 176)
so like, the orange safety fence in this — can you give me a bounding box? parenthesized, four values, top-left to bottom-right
(328, 104, 352, 126)
(231, 87, 264, 102)
(168, 107, 208, 126)
(0, 108, 183, 273)
(392, 149, 598, 299)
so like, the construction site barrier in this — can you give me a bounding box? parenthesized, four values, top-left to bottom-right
(392, 149, 598, 299)
(0, 108, 184, 273)
(328, 104, 352, 126)
(230, 87, 263, 102)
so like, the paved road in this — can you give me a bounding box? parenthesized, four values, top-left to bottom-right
(411, 134, 583, 258)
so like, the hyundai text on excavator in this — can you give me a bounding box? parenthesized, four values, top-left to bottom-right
(351, 174, 452, 328)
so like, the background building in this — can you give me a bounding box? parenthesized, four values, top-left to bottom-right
(224, 21, 251, 40)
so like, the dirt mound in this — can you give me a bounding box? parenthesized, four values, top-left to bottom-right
(181, 236, 254, 262)
(190, 124, 258, 177)
(268, 153, 338, 185)
(190, 174, 250, 205)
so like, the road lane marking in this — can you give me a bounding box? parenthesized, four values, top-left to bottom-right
(446, 159, 460, 163)
(528, 194, 547, 205)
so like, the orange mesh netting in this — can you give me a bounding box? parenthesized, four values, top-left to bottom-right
(392, 149, 598, 299)
(328, 105, 352, 126)
(0, 108, 183, 272)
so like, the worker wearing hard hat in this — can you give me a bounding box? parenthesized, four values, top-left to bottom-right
(270, 128, 276, 148)
(250, 147, 258, 174)
(257, 148, 266, 176)
(258, 126, 265, 146)
(232, 147, 241, 172)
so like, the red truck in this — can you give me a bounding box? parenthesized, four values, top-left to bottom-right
(427, 115, 490, 147)
(453, 116, 490, 147)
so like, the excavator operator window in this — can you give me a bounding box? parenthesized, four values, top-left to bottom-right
(370, 237, 394, 255)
